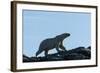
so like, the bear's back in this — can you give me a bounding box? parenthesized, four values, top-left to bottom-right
(39, 38, 58, 50)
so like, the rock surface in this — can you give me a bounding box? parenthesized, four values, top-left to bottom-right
(23, 46, 91, 62)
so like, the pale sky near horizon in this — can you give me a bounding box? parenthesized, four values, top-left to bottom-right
(22, 10, 91, 57)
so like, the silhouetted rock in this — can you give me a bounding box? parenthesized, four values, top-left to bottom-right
(23, 54, 31, 62)
(87, 46, 91, 50)
(23, 46, 91, 62)
(63, 53, 86, 60)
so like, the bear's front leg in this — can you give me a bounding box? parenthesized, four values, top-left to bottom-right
(59, 45, 67, 51)
(59, 41, 67, 51)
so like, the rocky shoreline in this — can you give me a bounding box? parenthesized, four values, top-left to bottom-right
(23, 46, 91, 62)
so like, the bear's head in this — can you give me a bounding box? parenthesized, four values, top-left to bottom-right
(55, 33, 70, 41)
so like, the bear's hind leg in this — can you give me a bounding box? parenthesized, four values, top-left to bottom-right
(36, 49, 43, 57)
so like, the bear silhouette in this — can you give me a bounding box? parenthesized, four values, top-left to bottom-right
(36, 33, 70, 57)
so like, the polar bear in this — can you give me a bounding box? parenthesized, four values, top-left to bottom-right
(36, 33, 70, 57)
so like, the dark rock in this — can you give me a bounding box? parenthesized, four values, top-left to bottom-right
(23, 54, 31, 62)
(87, 46, 91, 50)
(63, 53, 86, 60)
(23, 46, 91, 62)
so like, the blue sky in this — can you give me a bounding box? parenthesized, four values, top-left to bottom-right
(22, 10, 91, 57)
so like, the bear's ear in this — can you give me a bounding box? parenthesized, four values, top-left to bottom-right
(68, 33, 70, 36)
